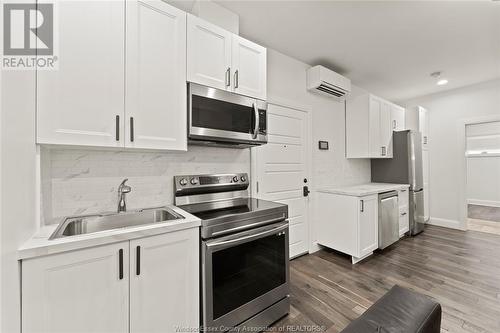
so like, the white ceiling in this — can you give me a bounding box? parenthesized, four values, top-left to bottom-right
(212, 0, 500, 102)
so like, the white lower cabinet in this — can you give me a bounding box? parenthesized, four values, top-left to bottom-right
(358, 195, 378, 259)
(130, 229, 199, 333)
(316, 192, 378, 264)
(22, 229, 199, 333)
(22, 242, 130, 333)
(398, 188, 410, 236)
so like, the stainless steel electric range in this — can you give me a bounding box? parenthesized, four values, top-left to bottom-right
(174, 173, 290, 332)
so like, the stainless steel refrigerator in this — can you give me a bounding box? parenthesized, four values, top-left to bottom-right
(371, 130, 426, 235)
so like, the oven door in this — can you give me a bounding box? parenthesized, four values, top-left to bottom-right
(189, 83, 267, 145)
(202, 221, 289, 331)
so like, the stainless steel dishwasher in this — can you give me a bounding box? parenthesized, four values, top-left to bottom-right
(378, 191, 399, 249)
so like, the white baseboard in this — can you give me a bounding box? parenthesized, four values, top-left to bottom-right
(428, 217, 465, 230)
(308, 241, 322, 254)
(467, 199, 500, 208)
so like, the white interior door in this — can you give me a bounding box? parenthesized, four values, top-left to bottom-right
(252, 104, 310, 258)
(125, 0, 187, 151)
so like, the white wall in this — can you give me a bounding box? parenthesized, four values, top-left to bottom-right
(467, 156, 500, 207)
(1, 66, 38, 333)
(405, 79, 500, 228)
(267, 49, 371, 248)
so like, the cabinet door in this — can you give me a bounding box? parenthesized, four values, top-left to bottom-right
(22, 242, 129, 333)
(358, 195, 378, 257)
(419, 107, 429, 149)
(369, 96, 382, 157)
(125, 0, 187, 150)
(130, 229, 199, 333)
(231, 35, 267, 99)
(422, 149, 430, 221)
(380, 101, 393, 158)
(398, 188, 410, 236)
(391, 105, 405, 132)
(37, 1, 124, 147)
(187, 14, 232, 90)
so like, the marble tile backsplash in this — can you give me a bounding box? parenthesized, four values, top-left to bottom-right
(41, 146, 250, 224)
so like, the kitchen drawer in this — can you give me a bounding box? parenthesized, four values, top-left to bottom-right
(398, 188, 409, 207)
(399, 204, 408, 216)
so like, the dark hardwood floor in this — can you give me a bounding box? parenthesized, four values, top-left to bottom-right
(271, 225, 500, 333)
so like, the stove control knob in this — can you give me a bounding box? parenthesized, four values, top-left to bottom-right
(240, 176, 246, 182)
(232, 176, 239, 183)
(179, 178, 188, 186)
(190, 178, 198, 185)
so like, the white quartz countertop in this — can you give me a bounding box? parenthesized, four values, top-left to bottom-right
(317, 183, 410, 196)
(18, 205, 201, 260)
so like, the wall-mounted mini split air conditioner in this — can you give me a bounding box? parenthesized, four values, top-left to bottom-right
(306, 65, 351, 100)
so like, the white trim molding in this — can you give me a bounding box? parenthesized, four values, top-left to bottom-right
(457, 114, 500, 231)
(428, 217, 465, 230)
(467, 199, 500, 208)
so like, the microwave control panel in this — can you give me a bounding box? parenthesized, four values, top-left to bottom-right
(259, 110, 267, 134)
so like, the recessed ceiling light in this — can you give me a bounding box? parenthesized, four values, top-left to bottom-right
(430, 71, 449, 86)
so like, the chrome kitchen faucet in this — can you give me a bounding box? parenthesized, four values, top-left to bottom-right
(117, 179, 131, 212)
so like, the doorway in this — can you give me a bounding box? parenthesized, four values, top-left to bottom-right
(465, 121, 500, 235)
(251, 103, 311, 258)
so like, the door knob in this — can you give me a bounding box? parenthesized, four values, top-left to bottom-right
(303, 186, 310, 197)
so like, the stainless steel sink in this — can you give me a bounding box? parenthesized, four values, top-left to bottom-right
(49, 207, 184, 240)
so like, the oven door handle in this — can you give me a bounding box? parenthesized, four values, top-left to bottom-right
(252, 103, 259, 139)
(206, 223, 288, 250)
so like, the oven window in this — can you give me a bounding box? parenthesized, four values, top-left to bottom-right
(192, 95, 254, 134)
(212, 232, 286, 320)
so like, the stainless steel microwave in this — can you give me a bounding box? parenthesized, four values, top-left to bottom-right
(188, 83, 268, 148)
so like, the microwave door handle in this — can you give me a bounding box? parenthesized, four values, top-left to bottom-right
(207, 223, 287, 250)
(252, 103, 259, 139)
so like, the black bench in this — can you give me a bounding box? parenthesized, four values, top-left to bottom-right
(341, 285, 441, 333)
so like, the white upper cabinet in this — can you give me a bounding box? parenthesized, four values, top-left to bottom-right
(187, 15, 267, 99)
(37, 1, 125, 147)
(187, 14, 232, 91)
(406, 106, 429, 149)
(37, 0, 187, 151)
(391, 104, 406, 132)
(347, 94, 393, 158)
(129, 229, 199, 333)
(126, 0, 187, 151)
(231, 35, 267, 99)
(22, 242, 129, 333)
(379, 98, 393, 158)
